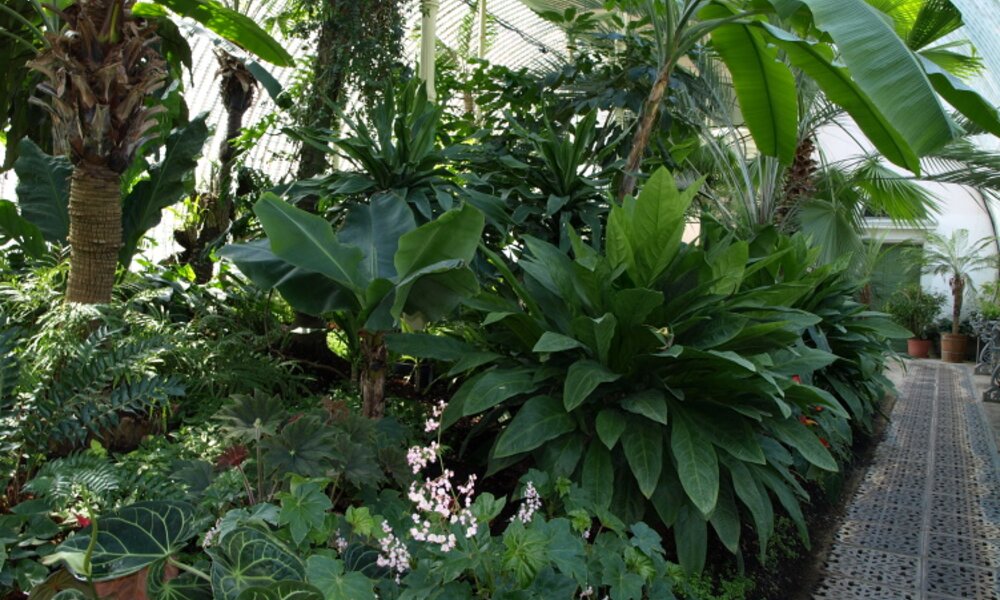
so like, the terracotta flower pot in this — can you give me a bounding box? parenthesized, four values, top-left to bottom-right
(940, 333, 968, 363)
(907, 338, 932, 359)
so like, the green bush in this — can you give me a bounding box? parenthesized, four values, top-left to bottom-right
(883, 285, 946, 339)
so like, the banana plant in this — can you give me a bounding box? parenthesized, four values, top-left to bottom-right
(222, 194, 485, 418)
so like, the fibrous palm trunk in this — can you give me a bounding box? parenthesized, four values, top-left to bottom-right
(66, 165, 122, 303)
(951, 274, 965, 334)
(776, 136, 818, 229)
(28, 0, 166, 304)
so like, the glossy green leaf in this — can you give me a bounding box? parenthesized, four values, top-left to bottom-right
(394, 203, 484, 279)
(236, 582, 324, 600)
(674, 504, 708, 573)
(495, 396, 576, 458)
(533, 332, 587, 353)
(581, 442, 614, 510)
(621, 389, 668, 425)
(147, 0, 293, 66)
(723, 456, 773, 557)
(0, 200, 46, 258)
(147, 558, 212, 599)
(13, 138, 70, 243)
(671, 413, 719, 516)
(622, 417, 663, 499)
(769, 418, 838, 471)
(705, 6, 798, 164)
(121, 116, 209, 265)
(792, 0, 955, 156)
(46, 502, 198, 581)
(209, 527, 306, 600)
(563, 360, 620, 412)
(708, 482, 741, 554)
(337, 194, 415, 281)
(596, 409, 627, 449)
(461, 368, 540, 416)
(254, 194, 365, 292)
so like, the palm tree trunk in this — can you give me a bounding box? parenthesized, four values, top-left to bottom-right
(66, 164, 121, 304)
(952, 276, 964, 334)
(619, 57, 677, 201)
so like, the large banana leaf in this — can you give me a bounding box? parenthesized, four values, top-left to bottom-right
(121, 116, 209, 265)
(135, 0, 294, 67)
(759, 24, 921, 173)
(789, 0, 955, 156)
(13, 138, 71, 242)
(919, 56, 1000, 137)
(704, 5, 798, 165)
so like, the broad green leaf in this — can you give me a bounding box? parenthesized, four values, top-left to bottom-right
(629, 522, 663, 558)
(278, 480, 333, 545)
(605, 203, 635, 278)
(495, 396, 576, 458)
(689, 407, 765, 464)
(461, 368, 540, 416)
(754, 467, 809, 548)
(768, 419, 838, 471)
(13, 138, 71, 242)
(536, 432, 586, 478)
(920, 56, 1000, 137)
(533, 332, 587, 353)
(389, 261, 480, 326)
(394, 203, 484, 279)
(759, 24, 920, 172)
(621, 389, 668, 425)
(209, 527, 306, 600)
(255, 194, 365, 292)
(632, 169, 703, 286)
(563, 360, 620, 412)
(219, 241, 356, 316)
(792, 0, 954, 156)
(236, 582, 324, 600)
(723, 456, 773, 558)
(589, 314, 617, 365)
(705, 6, 798, 164)
(147, 558, 212, 599)
(674, 504, 707, 574)
(45, 502, 198, 581)
(581, 442, 614, 510)
(622, 416, 663, 499)
(305, 556, 375, 600)
(145, 0, 294, 66)
(596, 409, 627, 449)
(539, 519, 587, 584)
(650, 464, 686, 527)
(611, 288, 664, 327)
(385, 333, 490, 361)
(337, 194, 415, 281)
(708, 483, 741, 554)
(121, 116, 209, 265)
(0, 200, 45, 258)
(671, 412, 719, 516)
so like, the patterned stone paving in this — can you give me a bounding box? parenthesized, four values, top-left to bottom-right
(814, 363, 1000, 599)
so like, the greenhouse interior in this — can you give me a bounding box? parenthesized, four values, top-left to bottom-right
(3, 0, 1000, 598)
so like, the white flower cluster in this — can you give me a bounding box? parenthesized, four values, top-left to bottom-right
(424, 400, 446, 432)
(406, 441, 440, 474)
(202, 517, 223, 548)
(375, 521, 411, 580)
(514, 481, 542, 524)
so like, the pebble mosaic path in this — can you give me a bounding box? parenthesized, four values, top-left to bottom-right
(813, 362, 1000, 599)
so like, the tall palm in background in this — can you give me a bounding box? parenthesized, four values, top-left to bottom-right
(29, 0, 167, 304)
(924, 228, 995, 334)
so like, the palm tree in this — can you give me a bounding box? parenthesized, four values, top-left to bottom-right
(923, 228, 995, 335)
(28, 0, 167, 304)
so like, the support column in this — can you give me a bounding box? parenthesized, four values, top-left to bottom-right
(420, 0, 440, 102)
(477, 0, 488, 59)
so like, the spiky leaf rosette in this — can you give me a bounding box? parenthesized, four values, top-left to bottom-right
(28, 0, 167, 173)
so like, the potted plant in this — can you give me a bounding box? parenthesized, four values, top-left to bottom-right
(885, 285, 947, 358)
(923, 229, 995, 363)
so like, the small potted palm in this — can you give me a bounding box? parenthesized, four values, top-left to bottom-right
(923, 229, 995, 363)
(885, 285, 947, 358)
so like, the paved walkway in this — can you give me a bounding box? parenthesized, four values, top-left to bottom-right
(814, 362, 1000, 599)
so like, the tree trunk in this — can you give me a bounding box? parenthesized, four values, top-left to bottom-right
(952, 275, 964, 334)
(619, 57, 677, 201)
(66, 164, 121, 304)
(359, 331, 387, 419)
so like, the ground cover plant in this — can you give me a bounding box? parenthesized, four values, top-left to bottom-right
(1, 0, 998, 598)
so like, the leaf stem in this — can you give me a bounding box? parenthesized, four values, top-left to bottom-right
(168, 556, 212, 582)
